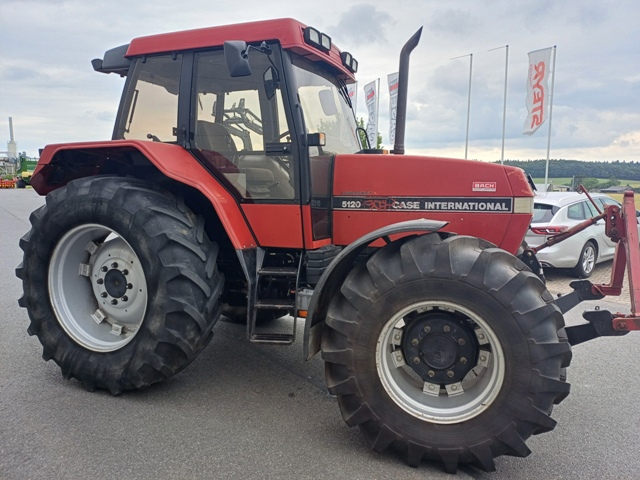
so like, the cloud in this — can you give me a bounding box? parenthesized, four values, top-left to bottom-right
(426, 8, 476, 38)
(327, 3, 393, 45)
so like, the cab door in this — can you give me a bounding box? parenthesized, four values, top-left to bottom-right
(190, 47, 303, 248)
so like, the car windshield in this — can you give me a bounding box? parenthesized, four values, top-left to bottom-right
(291, 55, 361, 154)
(532, 203, 558, 223)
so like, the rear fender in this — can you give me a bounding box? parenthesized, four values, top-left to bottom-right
(303, 218, 448, 359)
(32, 140, 257, 249)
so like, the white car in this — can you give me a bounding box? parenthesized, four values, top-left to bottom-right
(524, 191, 638, 278)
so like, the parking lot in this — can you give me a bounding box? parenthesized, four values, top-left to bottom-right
(546, 261, 632, 306)
(1, 188, 639, 479)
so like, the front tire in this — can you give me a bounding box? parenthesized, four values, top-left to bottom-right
(16, 176, 223, 394)
(322, 234, 571, 473)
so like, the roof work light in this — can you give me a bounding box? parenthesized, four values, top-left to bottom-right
(303, 26, 332, 52)
(340, 51, 358, 73)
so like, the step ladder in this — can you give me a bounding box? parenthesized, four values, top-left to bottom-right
(247, 250, 301, 344)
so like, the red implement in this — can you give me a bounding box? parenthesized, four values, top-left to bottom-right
(591, 191, 640, 331)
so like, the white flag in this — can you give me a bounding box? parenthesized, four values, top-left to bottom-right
(387, 72, 399, 146)
(523, 47, 552, 135)
(346, 82, 358, 113)
(364, 79, 379, 148)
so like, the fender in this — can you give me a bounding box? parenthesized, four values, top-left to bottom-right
(303, 218, 448, 359)
(32, 140, 257, 249)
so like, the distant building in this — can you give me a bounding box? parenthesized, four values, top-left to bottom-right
(600, 186, 629, 193)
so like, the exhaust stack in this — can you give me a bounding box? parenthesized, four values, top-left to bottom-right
(391, 27, 422, 155)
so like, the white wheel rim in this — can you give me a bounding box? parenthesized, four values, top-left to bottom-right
(376, 301, 505, 424)
(48, 224, 148, 352)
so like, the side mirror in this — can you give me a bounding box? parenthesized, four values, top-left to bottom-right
(224, 41, 252, 77)
(263, 67, 277, 100)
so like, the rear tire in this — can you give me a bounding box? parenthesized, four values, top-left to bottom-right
(322, 234, 571, 473)
(16, 176, 223, 394)
(571, 241, 596, 278)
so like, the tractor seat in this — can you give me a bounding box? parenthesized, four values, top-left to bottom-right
(195, 120, 237, 154)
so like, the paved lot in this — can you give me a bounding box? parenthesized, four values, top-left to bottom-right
(1, 188, 639, 479)
(546, 261, 632, 306)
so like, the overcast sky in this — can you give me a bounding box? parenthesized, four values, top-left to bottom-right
(2, 0, 639, 163)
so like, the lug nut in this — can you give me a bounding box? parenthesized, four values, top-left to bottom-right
(101, 266, 108, 272)
(423, 326, 431, 333)
(443, 325, 451, 333)
(127, 283, 133, 290)
(427, 370, 435, 378)
(121, 296, 128, 302)
(413, 357, 421, 365)
(460, 357, 467, 365)
(457, 338, 465, 346)
(447, 370, 454, 378)
(411, 338, 419, 346)
(111, 262, 119, 269)
(101, 292, 108, 298)
(97, 278, 104, 285)
(111, 299, 118, 305)
(122, 269, 129, 276)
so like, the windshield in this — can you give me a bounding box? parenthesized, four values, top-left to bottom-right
(291, 56, 360, 154)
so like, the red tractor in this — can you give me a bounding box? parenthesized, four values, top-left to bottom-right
(16, 18, 640, 473)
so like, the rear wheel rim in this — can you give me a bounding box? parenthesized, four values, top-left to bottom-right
(376, 300, 505, 424)
(48, 224, 148, 352)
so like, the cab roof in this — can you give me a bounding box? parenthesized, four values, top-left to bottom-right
(125, 18, 354, 80)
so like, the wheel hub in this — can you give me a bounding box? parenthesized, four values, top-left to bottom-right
(104, 268, 128, 299)
(402, 313, 477, 384)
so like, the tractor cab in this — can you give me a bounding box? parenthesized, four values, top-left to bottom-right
(95, 20, 361, 251)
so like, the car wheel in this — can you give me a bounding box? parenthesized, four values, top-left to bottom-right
(571, 241, 596, 278)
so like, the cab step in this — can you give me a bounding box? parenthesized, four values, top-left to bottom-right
(247, 248, 301, 345)
(249, 333, 295, 344)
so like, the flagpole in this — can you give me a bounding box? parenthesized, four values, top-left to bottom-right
(489, 45, 509, 164)
(376, 78, 381, 149)
(544, 46, 557, 189)
(451, 53, 473, 159)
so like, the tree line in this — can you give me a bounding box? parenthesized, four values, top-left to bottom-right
(496, 159, 640, 181)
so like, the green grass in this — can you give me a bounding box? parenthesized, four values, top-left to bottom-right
(532, 177, 640, 188)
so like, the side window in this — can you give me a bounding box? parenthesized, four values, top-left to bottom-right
(120, 54, 182, 142)
(596, 197, 621, 213)
(193, 50, 295, 200)
(601, 197, 620, 207)
(585, 200, 600, 217)
(567, 201, 587, 220)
